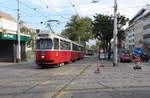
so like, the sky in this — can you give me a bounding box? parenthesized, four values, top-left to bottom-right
(0, 0, 149, 45)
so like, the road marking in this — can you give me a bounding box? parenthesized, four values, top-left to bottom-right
(34, 80, 51, 85)
(56, 91, 69, 98)
(40, 81, 51, 85)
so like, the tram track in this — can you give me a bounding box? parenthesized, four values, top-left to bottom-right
(10, 57, 95, 98)
(51, 64, 92, 98)
(10, 61, 92, 98)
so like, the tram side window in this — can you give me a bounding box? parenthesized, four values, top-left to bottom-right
(54, 38, 59, 50)
(81, 47, 84, 51)
(66, 41, 71, 50)
(78, 46, 81, 51)
(73, 44, 78, 51)
(72, 44, 75, 51)
(60, 40, 71, 50)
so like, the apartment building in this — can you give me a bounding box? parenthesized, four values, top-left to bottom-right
(143, 10, 150, 52)
(127, 6, 150, 52)
(0, 11, 30, 62)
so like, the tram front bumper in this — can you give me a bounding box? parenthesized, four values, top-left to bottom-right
(36, 60, 54, 64)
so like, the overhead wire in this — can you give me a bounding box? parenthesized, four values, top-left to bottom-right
(19, 1, 60, 32)
(66, 0, 79, 15)
(0, 0, 149, 30)
(39, 0, 70, 20)
(19, 1, 49, 19)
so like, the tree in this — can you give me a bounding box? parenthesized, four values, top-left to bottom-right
(20, 26, 31, 33)
(92, 14, 128, 59)
(61, 15, 93, 46)
(20, 26, 35, 50)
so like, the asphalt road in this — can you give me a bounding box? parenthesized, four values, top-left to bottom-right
(0, 56, 150, 98)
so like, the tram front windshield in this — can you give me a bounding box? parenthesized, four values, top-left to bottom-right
(36, 39, 52, 49)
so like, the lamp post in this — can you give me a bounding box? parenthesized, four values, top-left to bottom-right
(16, 0, 21, 62)
(113, 0, 118, 66)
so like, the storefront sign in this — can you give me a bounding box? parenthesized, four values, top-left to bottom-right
(0, 32, 16, 40)
(0, 32, 30, 41)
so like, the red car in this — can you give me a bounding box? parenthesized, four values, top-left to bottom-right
(119, 50, 132, 62)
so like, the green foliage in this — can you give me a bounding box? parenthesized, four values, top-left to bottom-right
(93, 14, 128, 45)
(61, 15, 93, 46)
(92, 13, 129, 59)
(20, 26, 31, 33)
(20, 26, 36, 50)
(117, 13, 129, 41)
(93, 13, 128, 42)
(93, 14, 113, 42)
(90, 44, 97, 50)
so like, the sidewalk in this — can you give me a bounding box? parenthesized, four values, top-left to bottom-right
(59, 60, 150, 98)
(0, 60, 34, 67)
(0, 51, 35, 67)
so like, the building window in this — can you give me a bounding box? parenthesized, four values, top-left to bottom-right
(143, 33, 150, 39)
(143, 23, 150, 30)
(133, 39, 134, 42)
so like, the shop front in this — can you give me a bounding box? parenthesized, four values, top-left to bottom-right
(0, 32, 30, 62)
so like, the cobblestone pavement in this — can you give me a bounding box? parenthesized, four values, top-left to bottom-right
(0, 56, 150, 98)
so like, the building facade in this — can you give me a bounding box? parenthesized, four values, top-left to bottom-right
(0, 11, 30, 62)
(143, 11, 150, 52)
(127, 7, 150, 52)
(127, 24, 135, 52)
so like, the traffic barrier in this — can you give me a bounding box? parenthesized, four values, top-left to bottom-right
(133, 55, 142, 70)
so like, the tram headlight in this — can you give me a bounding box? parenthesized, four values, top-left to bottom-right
(41, 55, 45, 59)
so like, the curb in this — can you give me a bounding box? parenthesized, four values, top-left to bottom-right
(0, 60, 34, 67)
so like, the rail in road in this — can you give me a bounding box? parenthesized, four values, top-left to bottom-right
(5, 56, 95, 98)
(1, 56, 150, 98)
(51, 64, 92, 98)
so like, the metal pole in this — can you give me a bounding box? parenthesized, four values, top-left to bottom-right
(78, 36, 81, 44)
(113, 0, 118, 66)
(16, 0, 21, 62)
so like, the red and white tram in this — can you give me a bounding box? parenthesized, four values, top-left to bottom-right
(35, 32, 84, 67)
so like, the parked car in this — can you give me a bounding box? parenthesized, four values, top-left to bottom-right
(141, 53, 149, 62)
(86, 49, 94, 56)
(132, 48, 149, 62)
(119, 50, 132, 62)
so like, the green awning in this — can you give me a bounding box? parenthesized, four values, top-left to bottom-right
(0, 32, 30, 41)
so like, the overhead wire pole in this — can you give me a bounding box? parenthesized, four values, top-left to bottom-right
(16, 0, 21, 62)
(113, 0, 118, 66)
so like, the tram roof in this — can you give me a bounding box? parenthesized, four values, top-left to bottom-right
(37, 32, 83, 47)
(52, 33, 83, 47)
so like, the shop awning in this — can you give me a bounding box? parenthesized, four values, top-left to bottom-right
(0, 32, 30, 41)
